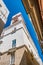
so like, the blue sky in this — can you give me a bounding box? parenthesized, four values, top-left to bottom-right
(3, 0, 43, 61)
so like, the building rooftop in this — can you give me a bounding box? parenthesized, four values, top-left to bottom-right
(0, 13, 27, 38)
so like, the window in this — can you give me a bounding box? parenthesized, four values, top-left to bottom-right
(10, 53, 15, 65)
(10, 39, 16, 65)
(11, 28, 16, 34)
(0, 4, 2, 7)
(0, 41, 3, 44)
(12, 39, 16, 48)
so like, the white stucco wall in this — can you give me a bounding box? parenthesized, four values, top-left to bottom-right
(0, 22, 25, 52)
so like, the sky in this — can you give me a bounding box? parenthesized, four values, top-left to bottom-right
(3, 0, 43, 61)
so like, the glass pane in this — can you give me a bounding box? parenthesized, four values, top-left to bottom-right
(12, 39, 16, 48)
(10, 53, 15, 65)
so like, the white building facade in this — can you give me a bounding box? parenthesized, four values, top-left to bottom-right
(0, 0, 9, 24)
(0, 0, 9, 35)
(0, 13, 42, 65)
